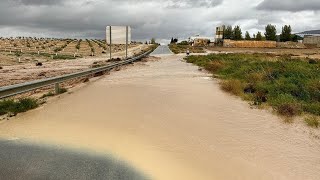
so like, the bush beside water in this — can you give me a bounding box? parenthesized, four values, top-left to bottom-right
(0, 98, 39, 116)
(185, 53, 320, 118)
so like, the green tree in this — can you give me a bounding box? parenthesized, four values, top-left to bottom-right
(291, 34, 302, 42)
(170, 37, 174, 44)
(233, 25, 243, 40)
(280, 25, 292, 42)
(178, 41, 189, 45)
(256, 31, 263, 41)
(245, 31, 251, 40)
(151, 38, 156, 44)
(223, 25, 233, 39)
(265, 24, 277, 41)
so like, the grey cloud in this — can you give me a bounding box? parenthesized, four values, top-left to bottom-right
(0, 0, 319, 41)
(116, 0, 223, 8)
(12, 0, 65, 6)
(166, 0, 223, 8)
(257, 0, 320, 12)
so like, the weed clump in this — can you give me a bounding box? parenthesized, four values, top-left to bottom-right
(57, 88, 68, 94)
(305, 116, 319, 128)
(205, 61, 224, 73)
(41, 92, 55, 99)
(0, 98, 39, 116)
(270, 94, 302, 117)
(221, 80, 244, 96)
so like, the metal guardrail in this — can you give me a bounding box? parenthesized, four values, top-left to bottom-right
(0, 50, 153, 99)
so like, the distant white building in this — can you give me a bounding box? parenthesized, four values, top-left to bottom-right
(106, 26, 131, 45)
(296, 30, 320, 47)
(189, 35, 215, 42)
(188, 35, 215, 46)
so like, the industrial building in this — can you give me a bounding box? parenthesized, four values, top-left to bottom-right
(215, 26, 225, 43)
(303, 36, 320, 47)
(106, 26, 131, 45)
(297, 30, 320, 47)
(189, 35, 215, 46)
(296, 30, 320, 37)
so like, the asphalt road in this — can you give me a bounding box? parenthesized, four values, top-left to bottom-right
(150, 45, 173, 55)
(0, 140, 148, 180)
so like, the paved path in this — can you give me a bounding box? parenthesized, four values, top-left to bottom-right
(150, 45, 173, 55)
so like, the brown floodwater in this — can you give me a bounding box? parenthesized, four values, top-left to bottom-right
(0, 54, 319, 180)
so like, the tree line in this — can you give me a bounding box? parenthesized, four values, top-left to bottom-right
(223, 24, 301, 42)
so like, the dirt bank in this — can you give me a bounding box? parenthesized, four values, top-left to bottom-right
(0, 54, 319, 180)
(0, 44, 148, 87)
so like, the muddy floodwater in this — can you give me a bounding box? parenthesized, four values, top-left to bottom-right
(0, 51, 320, 179)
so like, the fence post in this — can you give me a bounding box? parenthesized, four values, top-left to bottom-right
(55, 83, 60, 94)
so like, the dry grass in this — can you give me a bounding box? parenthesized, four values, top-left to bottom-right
(275, 103, 302, 117)
(205, 61, 224, 73)
(220, 79, 244, 96)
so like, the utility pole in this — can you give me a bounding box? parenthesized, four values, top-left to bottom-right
(109, 26, 112, 60)
(126, 26, 128, 59)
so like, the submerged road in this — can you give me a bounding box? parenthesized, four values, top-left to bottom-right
(0, 46, 319, 180)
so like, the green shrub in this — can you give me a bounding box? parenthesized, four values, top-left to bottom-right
(53, 55, 76, 60)
(0, 100, 15, 115)
(76, 39, 82, 50)
(185, 53, 320, 117)
(270, 94, 303, 117)
(0, 98, 39, 116)
(54, 47, 62, 52)
(303, 103, 320, 116)
(57, 88, 68, 94)
(246, 72, 265, 84)
(13, 98, 38, 114)
(305, 116, 319, 128)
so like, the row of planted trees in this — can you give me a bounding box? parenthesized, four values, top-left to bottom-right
(223, 24, 301, 42)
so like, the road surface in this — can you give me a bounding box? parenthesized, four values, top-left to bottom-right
(150, 45, 173, 55)
(0, 45, 319, 180)
(0, 140, 147, 180)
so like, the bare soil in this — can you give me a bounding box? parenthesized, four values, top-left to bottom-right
(0, 44, 149, 87)
(205, 47, 320, 59)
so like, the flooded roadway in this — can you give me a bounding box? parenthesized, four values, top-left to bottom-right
(0, 46, 319, 180)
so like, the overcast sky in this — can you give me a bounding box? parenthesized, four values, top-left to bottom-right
(0, 0, 319, 42)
